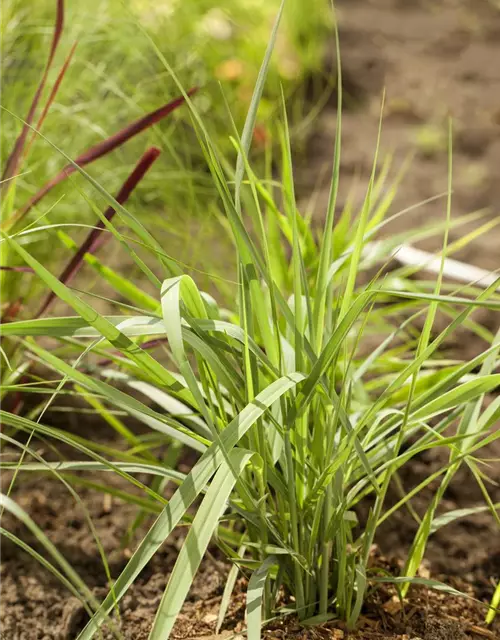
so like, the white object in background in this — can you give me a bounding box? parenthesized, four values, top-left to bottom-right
(391, 244, 498, 289)
(200, 9, 233, 40)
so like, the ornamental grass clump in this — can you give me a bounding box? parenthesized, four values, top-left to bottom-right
(1, 4, 500, 638)
(0, 0, 193, 407)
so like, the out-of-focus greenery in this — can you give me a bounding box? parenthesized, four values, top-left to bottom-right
(1, 0, 331, 231)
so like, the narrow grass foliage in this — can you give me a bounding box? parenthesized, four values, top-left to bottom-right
(1, 4, 499, 638)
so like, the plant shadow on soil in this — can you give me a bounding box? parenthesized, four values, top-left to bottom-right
(2, 0, 500, 638)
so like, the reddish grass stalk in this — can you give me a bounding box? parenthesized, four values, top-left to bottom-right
(8, 390, 25, 415)
(21, 41, 79, 165)
(18, 88, 197, 223)
(0, 266, 35, 273)
(96, 338, 168, 368)
(36, 146, 162, 317)
(1, 0, 65, 184)
(1, 298, 24, 323)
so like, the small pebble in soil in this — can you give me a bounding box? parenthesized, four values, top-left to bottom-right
(202, 612, 218, 624)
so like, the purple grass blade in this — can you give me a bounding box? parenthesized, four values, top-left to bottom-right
(135, 338, 167, 350)
(0, 266, 35, 273)
(1, 298, 23, 323)
(18, 88, 197, 221)
(95, 338, 168, 368)
(1, 0, 65, 184)
(36, 146, 161, 317)
(22, 41, 78, 164)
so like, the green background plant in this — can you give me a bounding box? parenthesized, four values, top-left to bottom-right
(2, 0, 330, 235)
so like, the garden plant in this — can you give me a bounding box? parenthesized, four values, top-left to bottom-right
(1, 1, 500, 638)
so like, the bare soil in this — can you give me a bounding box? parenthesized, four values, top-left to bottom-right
(2, 0, 500, 638)
(1, 427, 499, 640)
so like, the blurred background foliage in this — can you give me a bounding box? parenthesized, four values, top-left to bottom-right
(1, 0, 332, 230)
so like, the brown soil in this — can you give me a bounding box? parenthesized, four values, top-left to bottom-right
(294, 0, 500, 367)
(2, 420, 500, 640)
(303, 0, 500, 271)
(2, 454, 499, 640)
(2, 0, 500, 639)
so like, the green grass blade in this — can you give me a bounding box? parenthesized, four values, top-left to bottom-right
(430, 503, 500, 534)
(22, 340, 209, 446)
(0, 460, 186, 483)
(313, 4, 342, 351)
(149, 449, 254, 639)
(235, 0, 285, 211)
(246, 555, 278, 640)
(411, 375, 500, 423)
(0, 105, 180, 278)
(0, 230, 195, 398)
(0, 411, 171, 504)
(76, 372, 303, 639)
(486, 582, 500, 624)
(216, 544, 246, 634)
(338, 92, 385, 322)
(56, 228, 160, 311)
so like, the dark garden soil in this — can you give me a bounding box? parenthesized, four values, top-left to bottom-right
(2, 0, 500, 638)
(2, 427, 499, 640)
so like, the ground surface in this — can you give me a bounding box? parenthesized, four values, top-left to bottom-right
(2, 0, 500, 638)
(305, 0, 500, 263)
